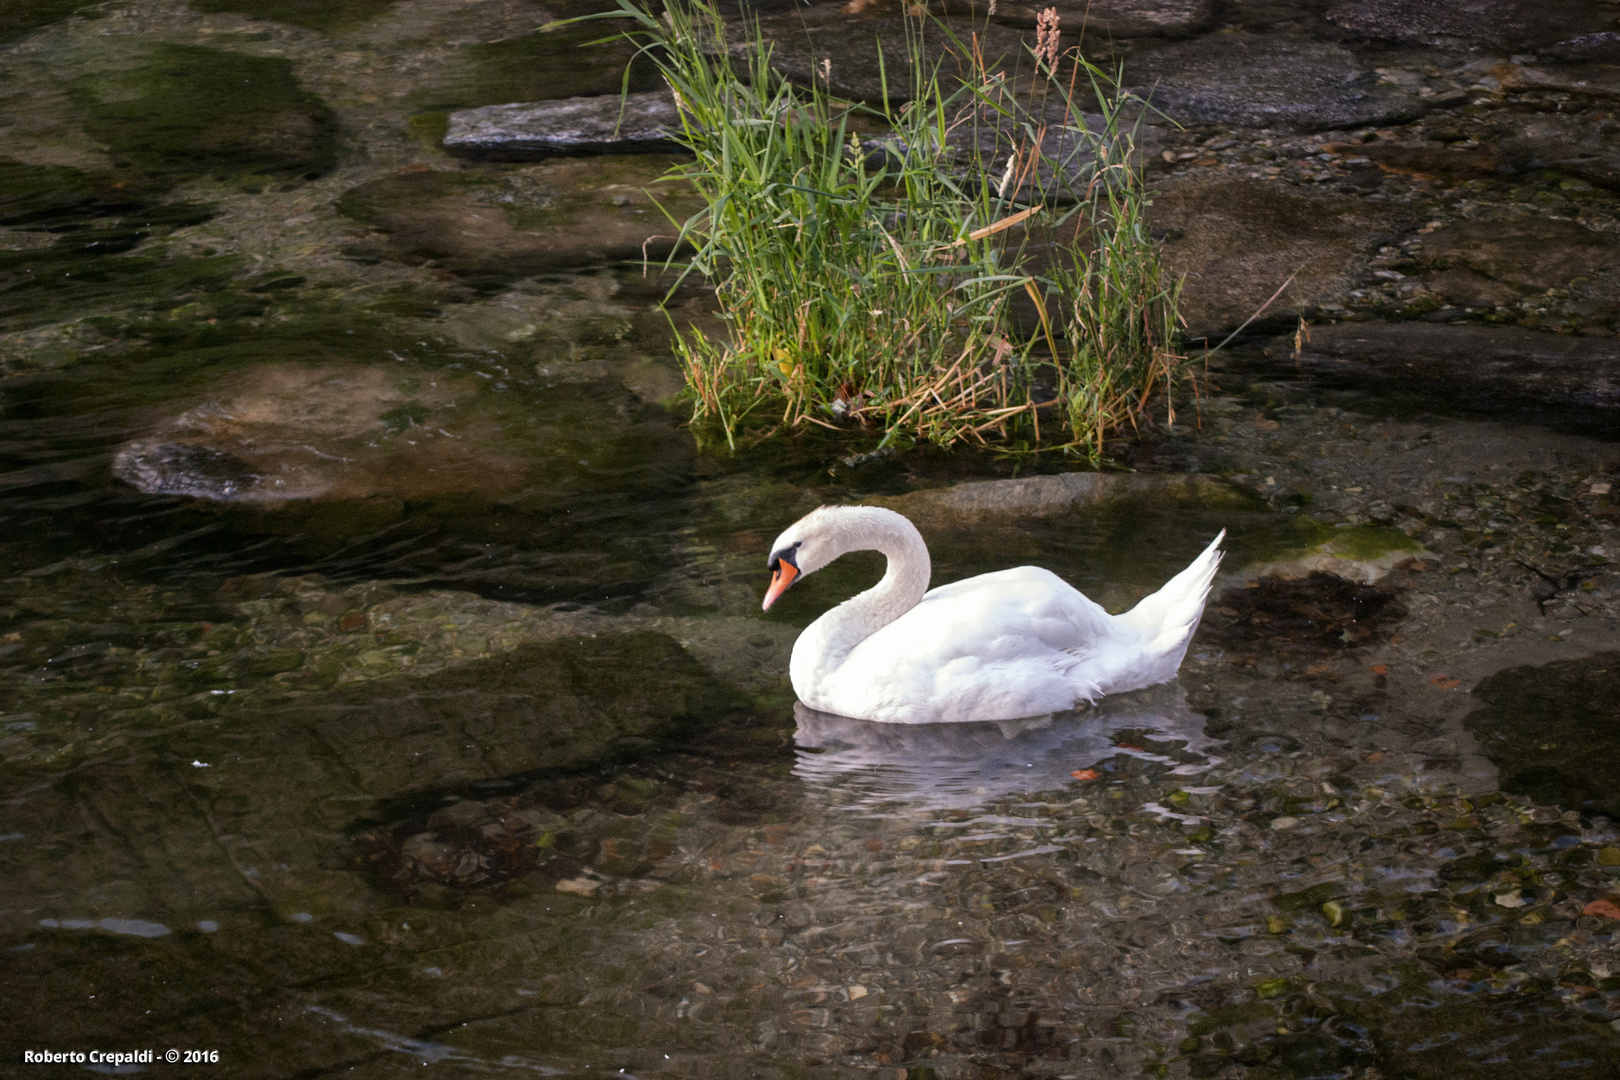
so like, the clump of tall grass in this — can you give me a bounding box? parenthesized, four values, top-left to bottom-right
(563, 0, 1187, 455)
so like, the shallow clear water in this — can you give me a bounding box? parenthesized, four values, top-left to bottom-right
(2, 2, 1619, 1077)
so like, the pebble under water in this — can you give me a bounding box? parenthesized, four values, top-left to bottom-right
(2, 1, 1620, 1078)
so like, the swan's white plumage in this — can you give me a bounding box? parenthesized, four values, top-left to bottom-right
(766, 505, 1223, 724)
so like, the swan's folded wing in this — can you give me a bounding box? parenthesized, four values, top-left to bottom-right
(857, 566, 1122, 666)
(826, 567, 1122, 719)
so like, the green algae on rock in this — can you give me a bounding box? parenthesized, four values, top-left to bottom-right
(1235, 519, 1427, 584)
(68, 44, 339, 185)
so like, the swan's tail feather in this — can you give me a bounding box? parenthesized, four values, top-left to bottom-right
(1117, 529, 1225, 656)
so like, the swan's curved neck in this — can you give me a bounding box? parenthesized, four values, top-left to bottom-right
(795, 509, 931, 678)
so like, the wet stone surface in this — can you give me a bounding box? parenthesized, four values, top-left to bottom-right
(1, 0, 1620, 1075)
(444, 90, 684, 159)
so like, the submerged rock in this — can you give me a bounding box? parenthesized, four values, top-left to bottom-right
(1124, 34, 1427, 131)
(443, 91, 682, 159)
(190, 0, 400, 32)
(68, 43, 338, 185)
(1208, 571, 1409, 655)
(1465, 652, 1620, 817)
(113, 364, 530, 502)
(273, 630, 750, 795)
(336, 158, 703, 278)
(1232, 524, 1428, 585)
(1284, 323, 1620, 430)
(1147, 175, 1414, 337)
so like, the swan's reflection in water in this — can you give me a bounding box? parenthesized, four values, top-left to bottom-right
(793, 684, 1221, 814)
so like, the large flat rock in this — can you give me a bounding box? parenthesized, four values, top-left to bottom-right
(1499, 110, 1620, 191)
(1326, 0, 1617, 51)
(443, 91, 683, 159)
(1341, 111, 1620, 194)
(1124, 33, 1428, 131)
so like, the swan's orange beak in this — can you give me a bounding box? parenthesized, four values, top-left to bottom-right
(762, 561, 798, 611)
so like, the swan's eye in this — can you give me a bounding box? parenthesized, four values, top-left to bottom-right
(793, 540, 803, 548)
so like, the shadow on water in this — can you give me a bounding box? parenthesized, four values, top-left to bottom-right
(1219, 341, 1620, 442)
(1465, 653, 1620, 819)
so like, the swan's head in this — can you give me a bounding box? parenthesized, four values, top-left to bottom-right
(762, 505, 918, 610)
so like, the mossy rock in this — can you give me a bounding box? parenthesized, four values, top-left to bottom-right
(1235, 519, 1425, 584)
(266, 631, 753, 793)
(0, 0, 101, 45)
(69, 44, 339, 185)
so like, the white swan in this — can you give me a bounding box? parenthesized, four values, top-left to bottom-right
(762, 505, 1224, 723)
